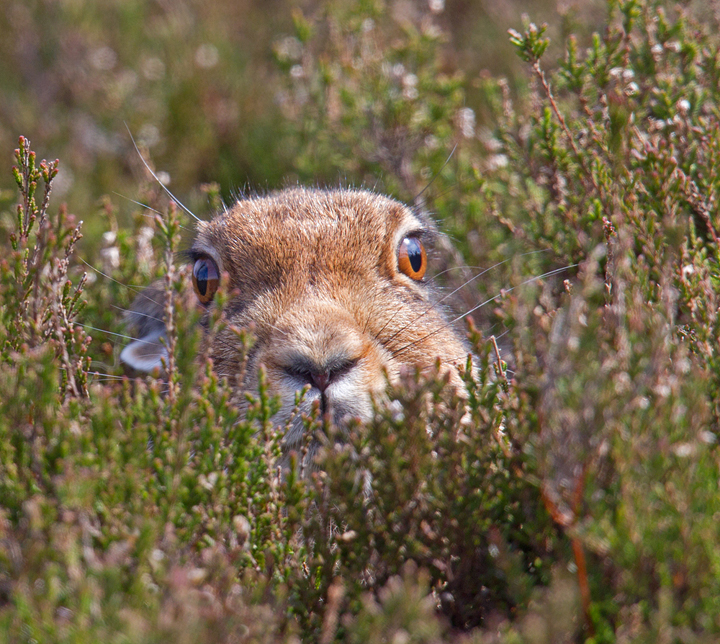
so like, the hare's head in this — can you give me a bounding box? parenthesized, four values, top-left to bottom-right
(122, 188, 469, 453)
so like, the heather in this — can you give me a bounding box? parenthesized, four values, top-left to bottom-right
(2, 0, 720, 641)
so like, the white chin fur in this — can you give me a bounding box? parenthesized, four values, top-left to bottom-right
(277, 380, 374, 452)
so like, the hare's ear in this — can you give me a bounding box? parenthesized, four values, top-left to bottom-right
(120, 282, 169, 373)
(120, 327, 168, 372)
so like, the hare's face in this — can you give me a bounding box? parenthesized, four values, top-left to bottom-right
(122, 188, 469, 452)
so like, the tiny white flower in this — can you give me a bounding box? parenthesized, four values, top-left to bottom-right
(403, 73, 418, 88)
(486, 154, 508, 170)
(138, 123, 160, 148)
(673, 443, 694, 458)
(655, 383, 671, 398)
(90, 46, 117, 71)
(100, 246, 120, 272)
(195, 44, 219, 69)
(142, 56, 165, 80)
(456, 107, 476, 138)
(424, 134, 439, 150)
(403, 87, 418, 100)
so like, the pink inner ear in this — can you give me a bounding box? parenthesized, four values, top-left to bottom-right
(120, 328, 168, 373)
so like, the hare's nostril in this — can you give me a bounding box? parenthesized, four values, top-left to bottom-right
(284, 357, 359, 393)
(310, 370, 331, 392)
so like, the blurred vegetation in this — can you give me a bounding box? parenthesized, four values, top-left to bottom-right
(3, 0, 720, 641)
(0, 0, 604, 247)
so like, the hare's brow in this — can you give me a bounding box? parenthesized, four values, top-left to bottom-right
(404, 206, 438, 238)
(401, 227, 433, 244)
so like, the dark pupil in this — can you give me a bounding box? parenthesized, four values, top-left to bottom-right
(407, 239, 422, 272)
(196, 263, 208, 295)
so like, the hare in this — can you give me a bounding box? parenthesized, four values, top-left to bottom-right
(121, 187, 470, 455)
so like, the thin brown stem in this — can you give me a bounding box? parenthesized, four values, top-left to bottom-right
(532, 60, 602, 197)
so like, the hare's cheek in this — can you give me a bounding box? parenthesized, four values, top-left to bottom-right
(325, 370, 376, 420)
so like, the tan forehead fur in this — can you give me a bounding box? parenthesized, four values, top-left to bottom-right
(193, 188, 422, 289)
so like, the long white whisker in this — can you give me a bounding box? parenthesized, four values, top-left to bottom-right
(110, 303, 166, 325)
(426, 265, 487, 282)
(79, 259, 165, 309)
(414, 142, 458, 203)
(125, 123, 202, 223)
(84, 372, 128, 381)
(451, 265, 577, 324)
(76, 323, 164, 346)
(428, 249, 550, 284)
(392, 264, 577, 360)
(111, 192, 192, 231)
(384, 251, 543, 348)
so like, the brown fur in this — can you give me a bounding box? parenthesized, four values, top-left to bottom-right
(122, 187, 469, 455)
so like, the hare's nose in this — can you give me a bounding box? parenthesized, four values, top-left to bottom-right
(310, 370, 331, 392)
(285, 357, 359, 393)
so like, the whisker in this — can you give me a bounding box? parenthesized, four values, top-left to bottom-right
(413, 142, 458, 204)
(76, 323, 164, 347)
(125, 123, 203, 224)
(79, 259, 146, 291)
(110, 303, 165, 326)
(428, 249, 550, 284)
(451, 265, 577, 324)
(79, 259, 166, 309)
(362, 288, 381, 337)
(423, 182, 459, 203)
(391, 264, 577, 360)
(384, 252, 543, 348)
(84, 372, 128, 382)
(372, 299, 410, 343)
(112, 192, 161, 216)
(111, 192, 192, 231)
(426, 265, 488, 283)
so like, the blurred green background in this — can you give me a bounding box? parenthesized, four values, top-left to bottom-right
(0, 0, 606, 248)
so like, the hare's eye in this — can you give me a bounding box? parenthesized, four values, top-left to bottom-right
(397, 237, 426, 280)
(192, 257, 220, 304)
